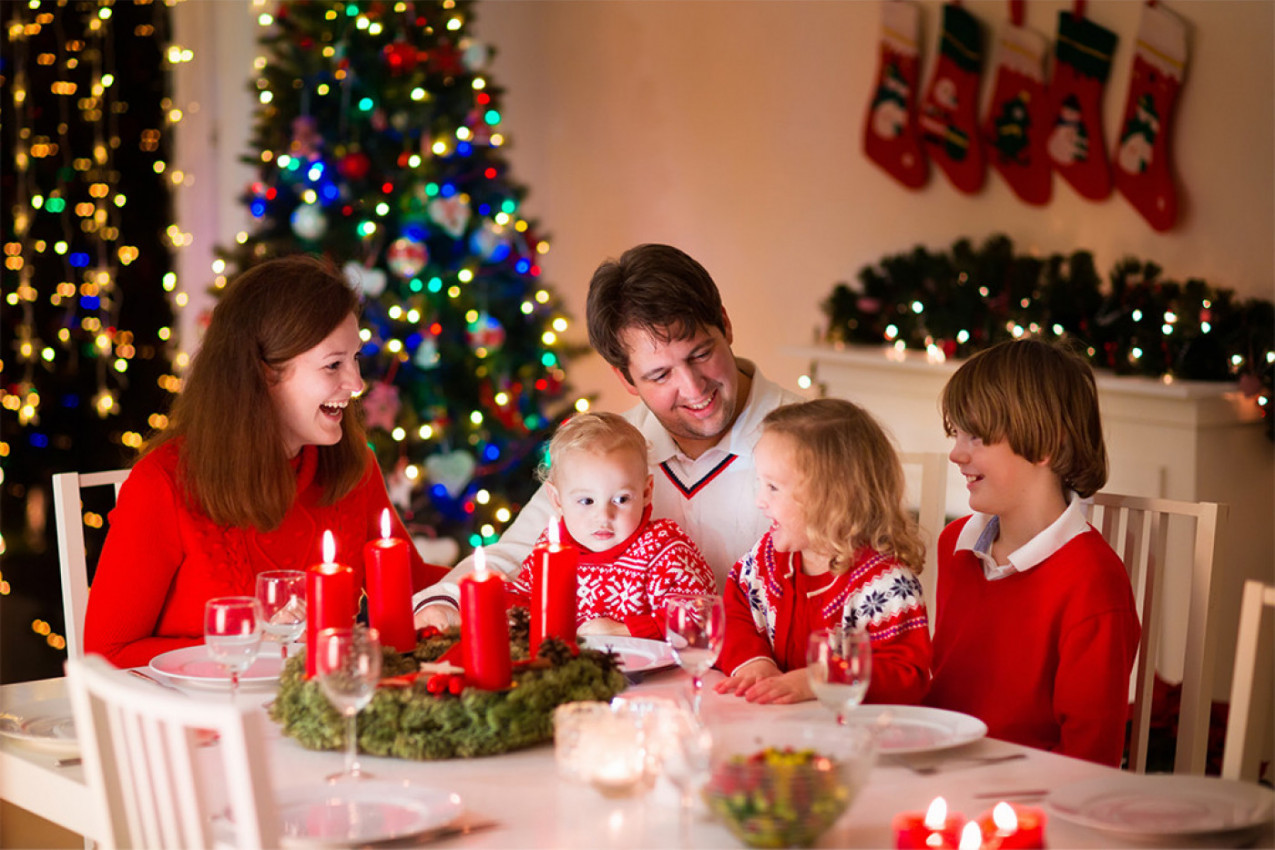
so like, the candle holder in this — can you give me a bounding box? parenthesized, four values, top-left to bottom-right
(553, 701, 612, 781)
(564, 701, 654, 798)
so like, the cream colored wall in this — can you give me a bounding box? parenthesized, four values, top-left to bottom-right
(468, 0, 1275, 414)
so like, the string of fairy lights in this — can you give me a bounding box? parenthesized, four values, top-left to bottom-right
(2, 1, 189, 652)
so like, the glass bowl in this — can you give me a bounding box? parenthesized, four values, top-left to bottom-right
(703, 718, 875, 849)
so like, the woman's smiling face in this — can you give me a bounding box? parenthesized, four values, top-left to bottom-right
(269, 313, 364, 458)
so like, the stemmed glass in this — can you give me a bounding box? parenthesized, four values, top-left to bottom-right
(255, 570, 307, 661)
(660, 699, 714, 849)
(314, 625, 382, 783)
(664, 594, 725, 716)
(806, 626, 872, 726)
(204, 596, 263, 701)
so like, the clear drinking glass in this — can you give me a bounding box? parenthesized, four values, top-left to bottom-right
(255, 570, 307, 661)
(806, 626, 872, 725)
(660, 700, 713, 849)
(203, 596, 263, 700)
(664, 594, 725, 716)
(314, 625, 382, 782)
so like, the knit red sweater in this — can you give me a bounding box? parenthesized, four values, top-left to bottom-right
(924, 516, 1141, 766)
(83, 440, 447, 668)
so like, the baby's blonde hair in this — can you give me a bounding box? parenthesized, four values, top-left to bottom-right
(538, 411, 649, 484)
(762, 399, 925, 574)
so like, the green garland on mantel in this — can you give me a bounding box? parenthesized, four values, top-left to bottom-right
(270, 610, 627, 760)
(822, 234, 1274, 438)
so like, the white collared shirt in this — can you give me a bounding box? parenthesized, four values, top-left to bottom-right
(954, 491, 1092, 581)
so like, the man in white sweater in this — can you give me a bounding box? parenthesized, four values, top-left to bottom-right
(413, 243, 802, 628)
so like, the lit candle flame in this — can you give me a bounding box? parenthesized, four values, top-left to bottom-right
(380, 507, 392, 541)
(548, 520, 561, 547)
(474, 545, 487, 579)
(924, 797, 948, 830)
(322, 529, 336, 564)
(958, 821, 983, 850)
(992, 801, 1018, 833)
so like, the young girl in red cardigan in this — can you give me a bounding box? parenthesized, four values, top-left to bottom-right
(714, 398, 932, 705)
(83, 255, 447, 668)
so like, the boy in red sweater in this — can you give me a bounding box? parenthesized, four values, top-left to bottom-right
(924, 338, 1140, 766)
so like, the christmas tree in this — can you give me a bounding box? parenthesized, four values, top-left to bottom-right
(219, 0, 582, 557)
(0, 0, 178, 676)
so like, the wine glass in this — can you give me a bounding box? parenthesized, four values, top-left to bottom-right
(314, 625, 382, 782)
(806, 626, 872, 725)
(664, 594, 725, 716)
(204, 596, 263, 701)
(660, 699, 713, 849)
(255, 570, 307, 661)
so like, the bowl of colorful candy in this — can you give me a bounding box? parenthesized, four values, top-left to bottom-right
(703, 719, 875, 848)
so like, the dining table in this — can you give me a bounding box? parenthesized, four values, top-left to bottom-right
(1, 653, 1270, 849)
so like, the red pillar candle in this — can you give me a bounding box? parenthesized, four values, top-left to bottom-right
(459, 547, 511, 690)
(894, 797, 967, 849)
(305, 530, 357, 678)
(976, 802, 1046, 849)
(364, 508, 416, 653)
(530, 521, 578, 659)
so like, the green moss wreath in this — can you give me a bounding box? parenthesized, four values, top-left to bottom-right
(269, 610, 628, 760)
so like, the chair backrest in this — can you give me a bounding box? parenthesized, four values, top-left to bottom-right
(1086, 492, 1225, 774)
(65, 655, 279, 850)
(52, 469, 129, 659)
(899, 452, 948, 635)
(1221, 580, 1275, 782)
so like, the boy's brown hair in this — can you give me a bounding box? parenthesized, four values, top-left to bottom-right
(940, 337, 1108, 497)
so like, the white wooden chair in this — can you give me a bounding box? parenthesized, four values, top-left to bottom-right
(899, 452, 948, 635)
(65, 655, 279, 849)
(1087, 493, 1226, 774)
(52, 469, 129, 659)
(1221, 580, 1275, 782)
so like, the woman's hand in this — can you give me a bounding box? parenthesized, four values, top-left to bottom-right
(577, 617, 629, 636)
(714, 658, 781, 695)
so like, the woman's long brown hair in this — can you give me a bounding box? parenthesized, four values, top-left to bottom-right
(145, 255, 368, 530)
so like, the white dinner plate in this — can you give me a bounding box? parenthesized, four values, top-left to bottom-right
(841, 704, 987, 755)
(581, 635, 677, 674)
(274, 781, 464, 848)
(0, 697, 79, 756)
(1049, 775, 1275, 843)
(149, 644, 283, 690)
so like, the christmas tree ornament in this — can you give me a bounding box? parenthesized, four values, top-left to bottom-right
(426, 449, 477, 499)
(470, 220, 511, 262)
(428, 194, 471, 238)
(387, 235, 429, 279)
(863, 0, 928, 189)
(363, 381, 402, 431)
(414, 334, 441, 369)
(1113, 1, 1189, 232)
(338, 149, 372, 181)
(1046, 7, 1118, 200)
(290, 203, 327, 240)
(919, 2, 986, 194)
(383, 40, 418, 73)
(290, 115, 323, 158)
(462, 41, 491, 72)
(466, 312, 506, 351)
(344, 261, 388, 297)
(981, 0, 1051, 205)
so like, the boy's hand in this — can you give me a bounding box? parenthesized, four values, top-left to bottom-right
(577, 617, 629, 636)
(714, 658, 781, 695)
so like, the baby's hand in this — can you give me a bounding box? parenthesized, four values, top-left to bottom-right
(414, 603, 460, 630)
(714, 659, 781, 695)
(738, 668, 814, 705)
(577, 617, 629, 636)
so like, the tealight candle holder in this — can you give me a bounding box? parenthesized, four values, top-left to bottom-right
(976, 802, 1046, 849)
(553, 701, 611, 781)
(577, 704, 650, 798)
(894, 797, 966, 849)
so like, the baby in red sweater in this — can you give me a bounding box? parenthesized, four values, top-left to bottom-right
(508, 412, 714, 639)
(924, 337, 1140, 766)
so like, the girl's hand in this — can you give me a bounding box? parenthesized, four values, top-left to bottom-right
(577, 617, 629, 636)
(737, 668, 815, 705)
(714, 658, 781, 695)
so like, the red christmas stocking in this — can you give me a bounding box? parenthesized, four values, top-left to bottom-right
(1113, 2, 1189, 231)
(981, 2, 1051, 205)
(863, 0, 928, 189)
(1046, 7, 1118, 200)
(919, 2, 986, 194)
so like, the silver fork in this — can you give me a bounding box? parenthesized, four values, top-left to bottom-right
(904, 752, 1026, 775)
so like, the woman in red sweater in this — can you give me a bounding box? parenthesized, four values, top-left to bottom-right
(83, 255, 446, 668)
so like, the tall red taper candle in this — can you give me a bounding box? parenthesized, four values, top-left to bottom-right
(530, 520, 578, 659)
(459, 547, 511, 690)
(365, 508, 416, 653)
(305, 530, 357, 678)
